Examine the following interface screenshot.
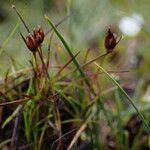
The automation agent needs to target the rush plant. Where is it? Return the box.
[0,5,149,150]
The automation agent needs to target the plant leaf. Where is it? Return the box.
[1,105,22,129]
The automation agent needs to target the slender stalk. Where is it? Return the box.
[33,53,37,68]
[32,53,39,76]
[76,52,108,70]
[67,0,72,45]
[37,47,50,80]
[46,32,54,69]
[12,5,30,33]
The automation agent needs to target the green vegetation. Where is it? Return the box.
[0,1,150,150]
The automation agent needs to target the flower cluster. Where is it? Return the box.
[22,26,45,53]
[104,28,117,53]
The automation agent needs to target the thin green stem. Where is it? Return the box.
[37,47,50,80]
[12,5,30,33]
[76,52,108,70]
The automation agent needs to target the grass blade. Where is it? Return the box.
[45,15,91,88]
[0,139,12,148]
[1,105,22,129]
[95,62,150,134]
[0,21,19,56]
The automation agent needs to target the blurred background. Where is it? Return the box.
[0,0,150,102]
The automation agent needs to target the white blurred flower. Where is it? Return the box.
[119,13,144,36]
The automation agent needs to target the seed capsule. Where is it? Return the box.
[105,28,117,53]
[26,33,38,52]
[20,26,45,53]
[34,26,45,45]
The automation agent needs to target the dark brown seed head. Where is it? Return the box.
[34,26,45,45]
[21,26,44,53]
[105,28,117,53]
[26,33,38,52]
